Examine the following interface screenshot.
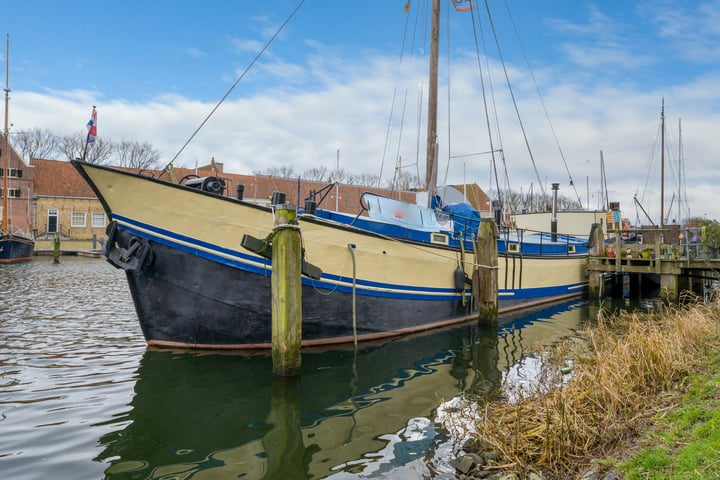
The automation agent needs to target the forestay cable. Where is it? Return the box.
[162,0,307,174]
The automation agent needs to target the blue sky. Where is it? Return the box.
[5,1,720,223]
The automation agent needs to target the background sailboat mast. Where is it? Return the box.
[2,35,10,234]
[677,118,683,221]
[660,98,665,229]
[424,0,440,200]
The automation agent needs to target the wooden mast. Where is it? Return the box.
[424,0,440,202]
[2,35,9,235]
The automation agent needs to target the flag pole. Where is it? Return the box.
[82,105,96,161]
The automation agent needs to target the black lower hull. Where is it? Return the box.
[114,230,473,348]
[0,234,35,263]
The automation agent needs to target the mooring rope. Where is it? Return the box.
[347,243,358,349]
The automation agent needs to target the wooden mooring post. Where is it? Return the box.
[587,223,605,297]
[271,205,302,377]
[53,233,60,263]
[476,218,499,326]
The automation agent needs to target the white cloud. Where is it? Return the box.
[641,1,720,62]
[185,47,206,59]
[8,5,720,224]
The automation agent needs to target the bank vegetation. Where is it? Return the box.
[454,295,720,479]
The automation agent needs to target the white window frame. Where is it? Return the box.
[1,167,21,178]
[71,211,87,228]
[91,212,106,228]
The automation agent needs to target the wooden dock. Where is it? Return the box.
[587,227,720,302]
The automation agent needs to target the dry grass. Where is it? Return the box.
[467,298,720,477]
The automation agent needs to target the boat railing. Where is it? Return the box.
[497,224,586,257]
[34,224,70,240]
[603,226,719,261]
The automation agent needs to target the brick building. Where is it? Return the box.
[31,158,107,240]
[0,133,34,237]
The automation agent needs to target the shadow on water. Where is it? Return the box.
[96,299,595,480]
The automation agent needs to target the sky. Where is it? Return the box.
[4,0,720,224]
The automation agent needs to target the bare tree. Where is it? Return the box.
[490,188,583,214]
[254,165,296,178]
[558,195,582,210]
[393,171,421,191]
[115,140,161,169]
[9,128,61,159]
[350,173,382,187]
[328,168,353,184]
[302,166,329,182]
[59,132,114,164]
[10,126,162,170]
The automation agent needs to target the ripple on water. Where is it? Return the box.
[0,257,597,480]
[0,257,145,480]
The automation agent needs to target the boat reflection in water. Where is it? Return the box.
[96,300,590,479]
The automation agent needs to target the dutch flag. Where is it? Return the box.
[86,107,97,143]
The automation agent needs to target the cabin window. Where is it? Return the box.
[91,212,106,228]
[431,233,449,245]
[568,245,576,254]
[508,243,520,253]
[71,211,87,228]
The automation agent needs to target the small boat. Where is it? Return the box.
[72,1,589,349]
[1,36,34,264]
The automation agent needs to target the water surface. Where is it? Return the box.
[1,257,596,479]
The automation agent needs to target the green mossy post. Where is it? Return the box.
[587,223,605,297]
[271,205,302,377]
[478,218,499,325]
[53,234,60,264]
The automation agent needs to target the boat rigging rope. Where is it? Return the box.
[481,0,547,206]
[501,0,583,207]
[347,243,358,348]
[379,2,416,187]
[161,0,307,174]
[466,1,505,211]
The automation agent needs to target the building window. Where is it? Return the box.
[71,211,87,228]
[91,212,106,228]
[0,168,22,178]
[0,188,20,197]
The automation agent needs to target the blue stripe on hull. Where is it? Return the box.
[113,214,461,298]
[113,214,586,306]
[114,232,471,346]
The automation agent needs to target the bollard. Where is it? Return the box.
[53,234,60,264]
[477,219,498,325]
[271,204,302,377]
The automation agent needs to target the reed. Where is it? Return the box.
[467,298,720,477]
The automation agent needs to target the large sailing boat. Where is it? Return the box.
[72,1,589,349]
[0,36,34,264]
